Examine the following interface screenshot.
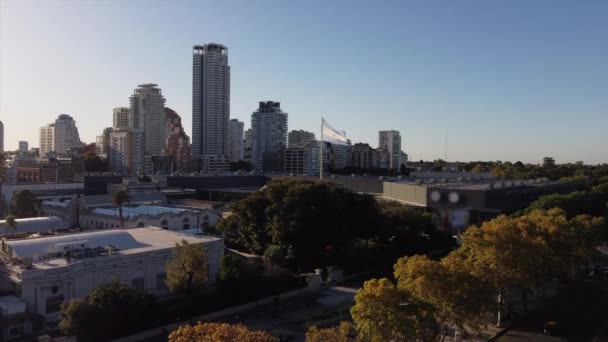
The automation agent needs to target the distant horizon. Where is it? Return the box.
[1,0,607,164]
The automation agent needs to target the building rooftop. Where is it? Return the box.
[2,227,221,270]
[390,178,561,191]
[0,217,69,237]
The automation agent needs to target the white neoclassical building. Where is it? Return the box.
[40,196,220,232]
[0,228,224,322]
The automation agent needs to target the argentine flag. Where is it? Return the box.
[322,118,348,145]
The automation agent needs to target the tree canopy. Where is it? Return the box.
[306,321,355,342]
[217,178,451,272]
[60,280,158,341]
[9,189,38,218]
[350,278,440,342]
[165,240,209,293]
[169,322,276,342]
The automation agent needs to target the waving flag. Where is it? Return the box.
[322,118,348,145]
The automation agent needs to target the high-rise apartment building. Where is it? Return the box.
[288,130,315,148]
[163,108,191,173]
[18,141,29,152]
[378,130,402,169]
[192,43,230,158]
[39,114,84,156]
[129,84,166,156]
[351,143,377,170]
[113,107,130,130]
[0,120,3,152]
[95,127,114,158]
[244,128,253,162]
[227,119,244,162]
[108,129,145,176]
[251,101,288,171]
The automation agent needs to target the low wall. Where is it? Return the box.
[112,277,321,342]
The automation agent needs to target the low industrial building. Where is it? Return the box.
[382,177,577,232]
[0,227,224,323]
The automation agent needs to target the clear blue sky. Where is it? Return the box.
[1,0,607,163]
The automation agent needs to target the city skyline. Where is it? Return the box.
[1,1,607,163]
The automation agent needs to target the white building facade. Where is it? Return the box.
[39,115,84,156]
[227,119,244,163]
[378,130,402,169]
[0,228,224,322]
[129,84,166,157]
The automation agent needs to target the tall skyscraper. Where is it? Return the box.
[288,130,316,148]
[18,141,28,152]
[39,114,84,156]
[0,120,4,152]
[129,84,166,156]
[227,119,244,162]
[378,130,402,169]
[113,107,130,130]
[192,43,230,157]
[251,101,288,171]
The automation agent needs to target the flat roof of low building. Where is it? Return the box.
[389,178,563,191]
[3,227,221,263]
[0,217,69,236]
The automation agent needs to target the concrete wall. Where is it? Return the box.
[167,176,269,191]
[382,182,427,206]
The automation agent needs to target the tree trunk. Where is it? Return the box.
[521,288,528,313]
[496,287,505,327]
[119,206,124,228]
[439,326,449,342]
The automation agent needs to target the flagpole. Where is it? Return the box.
[320,117,323,180]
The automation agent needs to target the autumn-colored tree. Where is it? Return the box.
[165,240,209,293]
[305,321,355,342]
[453,214,546,326]
[350,278,439,342]
[394,254,493,340]
[169,322,276,342]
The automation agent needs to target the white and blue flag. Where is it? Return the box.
[322,118,348,145]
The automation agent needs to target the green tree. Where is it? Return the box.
[218,254,246,283]
[60,280,158,341]
[165,240,209,293]
[217,179,380,271]
[4,214,17,230]
[543,156,556,168]
[111,188,131,228]
[9,190,39,218]
[350,278,439,342]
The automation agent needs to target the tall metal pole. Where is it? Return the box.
[320,117,323,180]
